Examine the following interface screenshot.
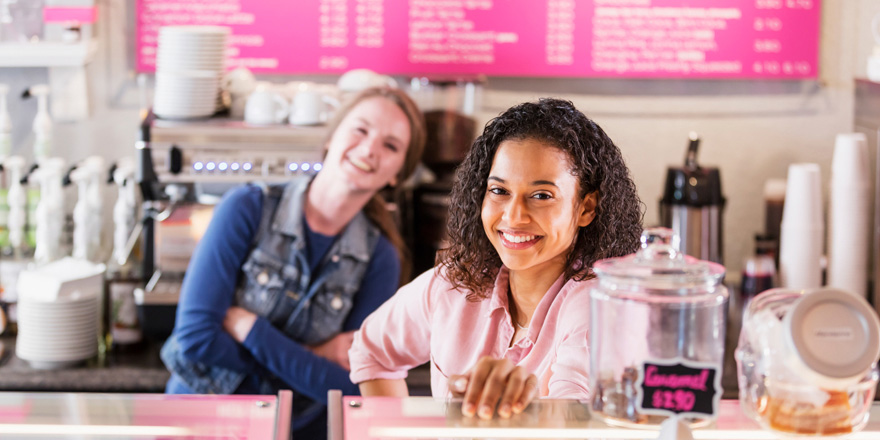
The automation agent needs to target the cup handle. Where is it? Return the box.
[323,95,340,109]
[322,96,340,122]
[273,94,290,123]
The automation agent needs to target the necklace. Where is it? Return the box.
[508,285,529,330]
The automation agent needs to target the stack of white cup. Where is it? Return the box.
[827,133,871,298]
[154,26,229,120]
[779,163,824,289]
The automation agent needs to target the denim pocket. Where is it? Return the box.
[239,249,287,317]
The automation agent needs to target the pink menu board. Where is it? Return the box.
[137,0,820,79]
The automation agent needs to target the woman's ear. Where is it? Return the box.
[389,175,399,187]
[578,191,598,227]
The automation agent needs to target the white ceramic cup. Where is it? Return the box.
[282,81,317,101]
[337,68,397,92]
[223,68,258,120]
[222,67,257,95]
[290,90,339,126]
[245,89,289,125]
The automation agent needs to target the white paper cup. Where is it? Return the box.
[779,163,823,289]
[828,133,870,297]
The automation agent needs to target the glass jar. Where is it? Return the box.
[589,227,728,428]
[736,287,880,436]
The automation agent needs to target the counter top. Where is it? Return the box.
[0,336,170,393]
[0,335,433,395]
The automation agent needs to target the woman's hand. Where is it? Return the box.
[223,306,257,343]
[307,331,355,371]
[448,356,539,420]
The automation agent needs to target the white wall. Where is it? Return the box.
[0,0,867,279]
[856,0,880,79]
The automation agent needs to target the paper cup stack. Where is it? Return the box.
[154,25,229,119]
[779,163,824,290]
[14,258,106,369]
[827,134,871,298]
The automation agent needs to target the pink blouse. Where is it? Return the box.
[349,266,592,399]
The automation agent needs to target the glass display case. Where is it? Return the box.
[329,392,880,440]
[0,391,291,439]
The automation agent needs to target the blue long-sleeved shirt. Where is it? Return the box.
[166,185,400,402]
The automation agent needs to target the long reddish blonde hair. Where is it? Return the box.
[322,87,426,283]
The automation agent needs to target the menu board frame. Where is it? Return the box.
[136,0,821,80]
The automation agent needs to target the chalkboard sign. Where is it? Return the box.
[635,358,721,418]
[136,0,821,79]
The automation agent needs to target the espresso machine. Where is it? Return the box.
[135,113,327,339]
[659,132,726,264]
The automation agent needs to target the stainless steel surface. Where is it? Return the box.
[660,204,723,264]
[138,116,331,295]
[855,79,880,317]
[151,118,328,146]
[147,118,328,184]
[273,389,292,440]
[328,389,343,440]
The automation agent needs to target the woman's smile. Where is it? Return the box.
[499,231,542,248]
[346,155,375,173]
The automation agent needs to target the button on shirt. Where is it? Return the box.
[349,266,592,399]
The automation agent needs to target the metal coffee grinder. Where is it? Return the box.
[659,132,725,264]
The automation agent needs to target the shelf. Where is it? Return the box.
[150,117,329,150]
[0,40,98,67]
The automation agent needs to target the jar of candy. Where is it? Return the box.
[590,227,728,428]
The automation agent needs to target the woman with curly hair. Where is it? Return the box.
[349,98,643,419]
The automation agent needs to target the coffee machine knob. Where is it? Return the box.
[169,145,183,175]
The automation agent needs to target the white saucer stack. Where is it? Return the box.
[16,293,100,369]
[154,25,229,119]
[14,258,106,369]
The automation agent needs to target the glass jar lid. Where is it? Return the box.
[784,288,880,385]
[592,228,726,293]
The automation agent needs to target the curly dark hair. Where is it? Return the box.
[438,98,644,300]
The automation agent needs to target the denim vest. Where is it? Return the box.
[162,176,381,397]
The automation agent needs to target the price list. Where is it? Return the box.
[547,0,575,66]
[356,0,385,48]
[137,0,820,79]
[320,0,349,48]
[407,0,502,66]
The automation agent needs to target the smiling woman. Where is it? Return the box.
[350,98,644,420]
[159,86,426,439]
